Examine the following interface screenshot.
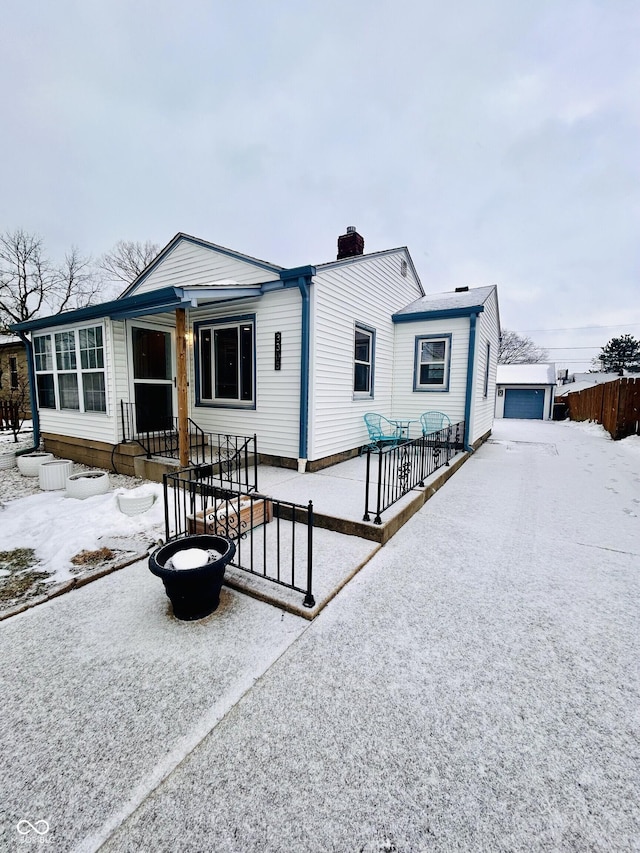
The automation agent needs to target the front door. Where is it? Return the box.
[131,325,175,433]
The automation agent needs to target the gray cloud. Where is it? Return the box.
[1,0,638,367]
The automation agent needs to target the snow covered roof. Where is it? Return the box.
[496,363,557,386]
[0,333,22,347]
[555,373,622,397]
[394,285,496,320]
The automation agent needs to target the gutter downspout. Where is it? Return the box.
[463,312,478,452]
[279,266,315,471]
[298,278,310,468]
[16,330,40,452]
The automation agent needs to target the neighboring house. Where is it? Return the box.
[555,372,625,398]
[495,363,556,420]
[11,229,500,472]
[0,334,31,418]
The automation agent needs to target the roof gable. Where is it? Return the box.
[121,233,283,298]
[316,247,424,295]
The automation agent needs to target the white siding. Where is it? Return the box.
[129,239,279,295]
[36,319,120,444]
[469,288,500,443]
[112,320,129,436]
[187,289,301,459]
[309,251,423,460]
[391,317,471,428]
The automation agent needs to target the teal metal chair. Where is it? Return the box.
[420,411,451,436]
[363,413,402,452]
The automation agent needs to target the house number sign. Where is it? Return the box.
[275,332,282,370]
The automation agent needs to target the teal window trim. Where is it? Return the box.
[194,314,257,410]
[413,333,452,392]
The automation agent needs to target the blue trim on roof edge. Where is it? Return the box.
[393,304,485,323]
[10,288,185,333]
[279,265,317,281]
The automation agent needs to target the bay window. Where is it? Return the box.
[34,325,106,413]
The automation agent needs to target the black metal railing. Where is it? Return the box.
[120,401,258,492]
[363,421,465,524]
[120,402,179,458]
[163,467,315,608]
[188,434,258,493]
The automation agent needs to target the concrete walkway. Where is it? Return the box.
[2,419,638,851]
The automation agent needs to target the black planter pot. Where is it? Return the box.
[149,534,236,621]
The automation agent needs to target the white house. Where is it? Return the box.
[12,228,500,473]
[495,363,556,420]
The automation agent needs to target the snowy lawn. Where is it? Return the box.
[0,451,164,614]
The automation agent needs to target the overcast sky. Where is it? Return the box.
[2,0,638,370]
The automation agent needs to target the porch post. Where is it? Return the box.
[176,308,190,467]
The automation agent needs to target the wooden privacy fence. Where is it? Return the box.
[565,377,640,439]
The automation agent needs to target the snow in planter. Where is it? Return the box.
[165,546,226,570]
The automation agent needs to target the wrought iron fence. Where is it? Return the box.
[120,401,258,492]
[363,421,465,524]
[163,467,315,608]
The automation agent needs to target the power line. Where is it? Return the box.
[514,323,640,333]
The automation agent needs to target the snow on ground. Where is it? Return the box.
[1,418,639,851]
[0,483,165,582]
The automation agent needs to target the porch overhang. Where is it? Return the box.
[10,287,191,333]
[9,284,266,334]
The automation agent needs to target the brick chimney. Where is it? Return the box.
[337,226,364,260]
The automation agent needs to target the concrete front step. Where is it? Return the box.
[134,453,258,483]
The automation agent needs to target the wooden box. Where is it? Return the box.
[187,495,273,538]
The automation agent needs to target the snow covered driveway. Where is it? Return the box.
[2,419,639,851]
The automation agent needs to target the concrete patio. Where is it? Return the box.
[216,447,469,617]
[2,419,638,852]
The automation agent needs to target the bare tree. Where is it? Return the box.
[499,329,549,364]
[0,229,99,327]
[99,240,160,287]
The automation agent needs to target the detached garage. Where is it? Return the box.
[495,363,556,420]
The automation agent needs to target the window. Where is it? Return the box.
[197,318,255,406]
[33,325,106,413]
[55,331,79,409]
[79,327,106,412]
[9,357,19,390]
[34,335,55,409]
[354,324,375,396]
[483,341,491,397]
[414,334,451,391]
